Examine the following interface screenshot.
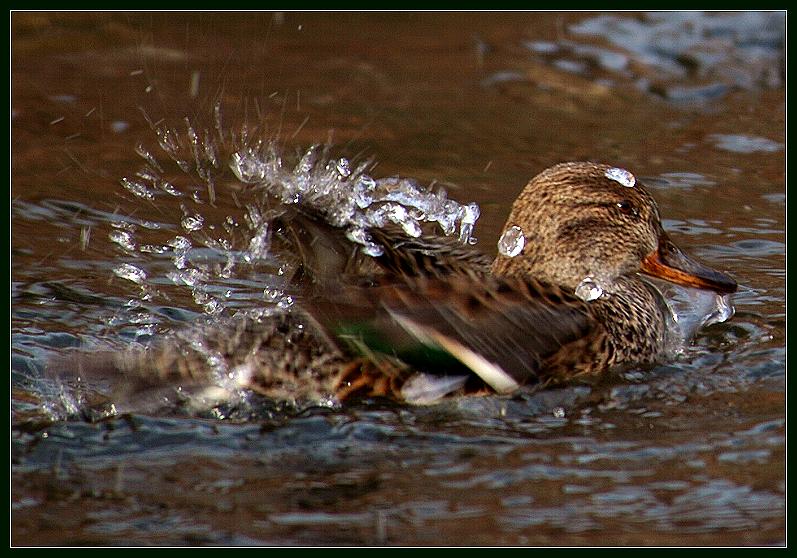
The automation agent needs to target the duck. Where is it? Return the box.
[63,161,737,410]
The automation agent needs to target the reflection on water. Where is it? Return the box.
[706,134,784,154]
[12,11,784,546]
[564,12,784,101]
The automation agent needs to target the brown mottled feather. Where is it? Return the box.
[52,161,736,409]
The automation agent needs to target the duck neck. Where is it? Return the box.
[492,251,611,296]
[588,275,673,369]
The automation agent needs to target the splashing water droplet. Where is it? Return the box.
[168,236,192,269]
[109,230,137,251]
[605,167,636,188]
[202,298,223,315]
[575,276,604,301]
[245,223,270,263]
[362,244,385,257]
[159,181,182,197]
[552,406,566,418]
[497,225,525,257]
[168,268,205,287]
[138,244,167,254]
[346,227,384,257]
[649,282,737,358]
[168,236,192,251]
[114,263,147,284]
[181,213,204,232]
[353,175,377,208]
[459,203,480,245]
[120,177,154,200]
[263,287,282,303]
[705,294,735,326]
[277,295,294,309]
[230,148,266,183]
[134,143,163,172]
[220,255,234,278]
[226,140,480,248]
[335,157,351,178]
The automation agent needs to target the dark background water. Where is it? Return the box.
[12,12,784,546]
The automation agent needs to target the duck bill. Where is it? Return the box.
[641,233,737,294]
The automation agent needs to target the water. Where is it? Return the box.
[497,225,525,257]
[11,12,784,546]
[604,167,636,188]
[574,277,604,302]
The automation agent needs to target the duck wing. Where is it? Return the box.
[308,274,595,394]
[271,207,492,288]
[273,206,596,395]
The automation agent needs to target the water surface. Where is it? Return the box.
[12,12,785,546]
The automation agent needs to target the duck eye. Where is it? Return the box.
[616,200,638,217]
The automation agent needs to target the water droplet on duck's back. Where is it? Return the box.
[575,276,604,301]
[604,167,636,188]
[497,225,525,257]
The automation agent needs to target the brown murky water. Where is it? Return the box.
[12,12,785,546]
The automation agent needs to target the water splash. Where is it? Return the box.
[704,293,735,327]
[113,263,147,284]
[93,106,485,415]
[244,222,270,263]
[180,212,204,232]
[661,284,736,346]
[101,107,485,348]
[168,236,192,270]
[345,227,384,257]
[109,229,137,252]
[120,177,155,200]
[228,141,480,254]
[459,203,480,245]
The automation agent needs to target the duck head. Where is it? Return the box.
[491,162,737,296]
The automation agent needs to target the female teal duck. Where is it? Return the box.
[69,162,737,408]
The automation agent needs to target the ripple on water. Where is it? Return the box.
[566,12,785,100]
[707,133,784,154]
[646,172,717,190]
